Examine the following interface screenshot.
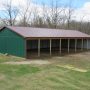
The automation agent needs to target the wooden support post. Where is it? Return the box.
[38,39,40,57]
[87,39,88,50]
[50,39,52,56]
[68,39,70,53]
[60,39,61,54]
[81,39,83,51]
[75,39,77,52]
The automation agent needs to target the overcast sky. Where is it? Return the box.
[0,0,90,22]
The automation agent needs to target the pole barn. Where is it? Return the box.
[0,26,90,58]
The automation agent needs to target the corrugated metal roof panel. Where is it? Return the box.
[1,26,90,38]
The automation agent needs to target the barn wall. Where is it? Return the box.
[27,40,50,50]
[0,28,26,57]
[27,39,90,50]
[76,39,90,49]
[77,39,82,49]
[83,39,90,49]
[27,39,60,50]
[27,40,38,49]
[69,39,75,48]
[61,39,90,49]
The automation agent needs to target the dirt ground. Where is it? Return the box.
[3,60,50,65]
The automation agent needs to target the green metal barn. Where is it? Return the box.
[0,26,90,58]
[0,27,26,57]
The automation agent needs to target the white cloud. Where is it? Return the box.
[73,2,90,22]
[0,0,33,11]
[84,2,90,8]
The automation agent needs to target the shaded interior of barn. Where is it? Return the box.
[26,39,88,58]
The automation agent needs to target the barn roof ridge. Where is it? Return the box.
[0,26,90,38]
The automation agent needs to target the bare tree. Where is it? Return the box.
[0,0,19,26]
[50,0,59,28]
[18,0,32,26]
[48,0,64,28]
[31,2,39,27]
[65,0,74,29]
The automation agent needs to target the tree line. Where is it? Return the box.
[0,0,90,34]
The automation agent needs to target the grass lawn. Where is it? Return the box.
[0,52,90,90]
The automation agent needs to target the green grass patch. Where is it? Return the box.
[0,64,40,77]
[0,52,90,90]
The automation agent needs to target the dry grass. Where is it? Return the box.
[0,51,90,90]
[57,65,88,72]
[3,60,50,65]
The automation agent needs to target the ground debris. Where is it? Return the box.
[57,65,88,72]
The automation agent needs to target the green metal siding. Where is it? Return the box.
[0,28,26,57]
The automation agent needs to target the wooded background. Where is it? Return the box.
[0,0,90,34]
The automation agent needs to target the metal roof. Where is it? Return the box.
[0,26,90,38]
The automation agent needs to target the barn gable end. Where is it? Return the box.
[0,27,26,57]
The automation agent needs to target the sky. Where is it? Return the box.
[32,0,90,8]
[0,0,90,22]
[32,0,90,21]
